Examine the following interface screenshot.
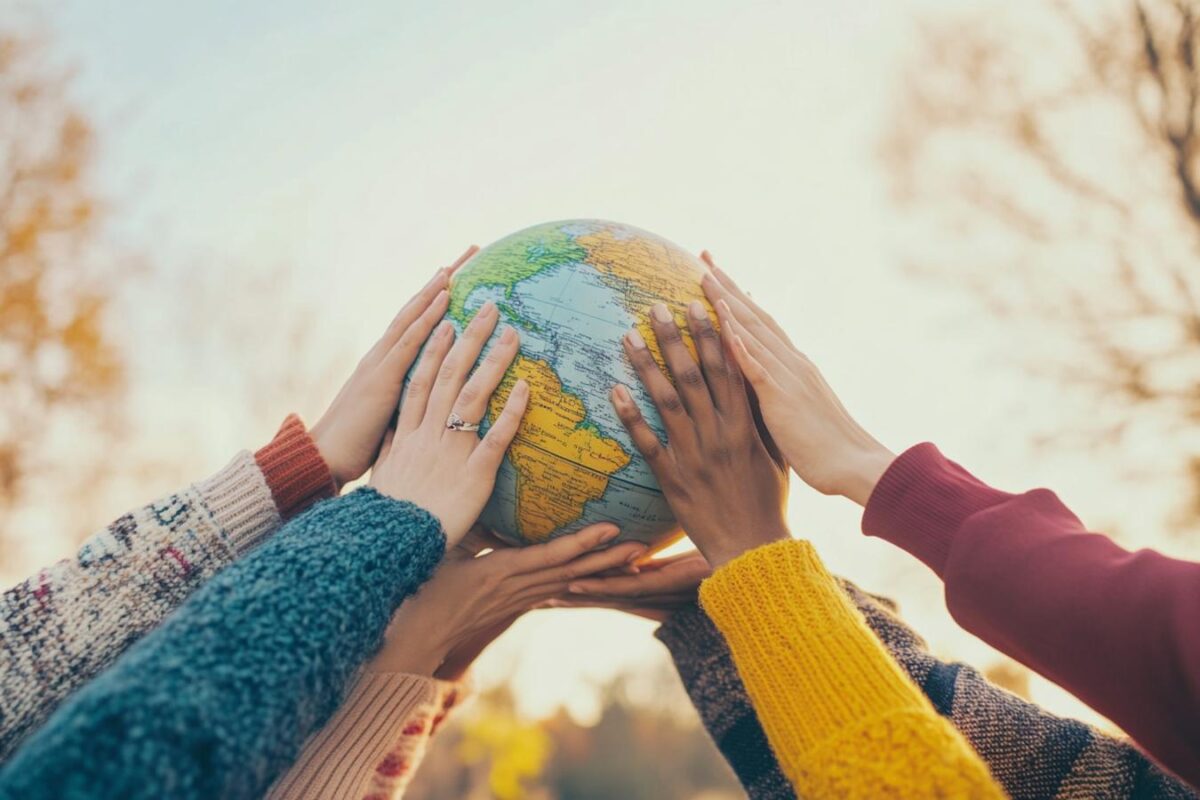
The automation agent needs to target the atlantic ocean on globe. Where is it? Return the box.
[443,219,715,548]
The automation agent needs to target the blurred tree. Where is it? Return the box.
[884,0,1200,531]
[0,30,128,542]
[406,665,742,800]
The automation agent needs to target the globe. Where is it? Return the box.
[444,219,716,547]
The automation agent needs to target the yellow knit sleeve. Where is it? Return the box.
[699,539,1006,799]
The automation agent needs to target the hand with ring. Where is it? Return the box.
[369,300,526,548]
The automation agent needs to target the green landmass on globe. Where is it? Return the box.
[442,219,716,548]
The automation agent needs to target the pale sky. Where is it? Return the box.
[16,0,1190,727]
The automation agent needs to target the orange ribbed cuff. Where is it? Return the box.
[255,414,337,520]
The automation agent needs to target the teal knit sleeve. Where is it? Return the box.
[0,487,445,800]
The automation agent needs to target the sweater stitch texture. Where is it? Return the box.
[0,416,334,762]
[699,538,1005,799]
[659,585,1196,799]
[0,487,445,800]
[864,442,1200,788]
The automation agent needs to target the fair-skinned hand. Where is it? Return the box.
[366,524,645,680]
[369,297,526,547]
[612,300,791,568]
[311,246,480,489]
[700,251,896,507]
[551,550,712,622]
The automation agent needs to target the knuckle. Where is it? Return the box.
[456,384,479,406]
[406,376,428,396]
[659,391,684,414]
[436,359,458,383]
[679,367,704,388]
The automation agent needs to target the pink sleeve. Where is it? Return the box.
[862,443,1200,787]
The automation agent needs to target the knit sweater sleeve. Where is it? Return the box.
[0,487,444,800]
[0,415,333,762]
[266,673,468,800]
[862,443,1200,788]
[660,588,1197,800]
[839,581,1199,799]
[698,539,1004,799]
[655,605,796,800]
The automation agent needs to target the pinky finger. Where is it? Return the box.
[471,379,529,469]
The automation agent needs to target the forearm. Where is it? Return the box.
[863,443,1200,786]
[266,672,467,800]
[698,539,1003,799]
[0,488,444,800]
[0,415,334,761]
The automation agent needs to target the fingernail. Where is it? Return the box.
[717,299,733,318]
[624,564,641,575]
[651,303,672,323]
[514,379,529,395]
[500,325,516,344]
[612,384,633,405]
[626,329,647,349]
[599,526,621,543]
[568,584,584,594]
[435,288,448,304]
[626,544,647,563]
[689,300,707,320]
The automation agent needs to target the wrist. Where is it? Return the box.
[308,420,346,490]
[839,443,896,507]
[366,626,452,677]
[701,524,790,569]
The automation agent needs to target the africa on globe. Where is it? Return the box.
[442,219,715,548]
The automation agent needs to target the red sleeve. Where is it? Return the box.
[862,443,1200,788]
[254,414,338,520]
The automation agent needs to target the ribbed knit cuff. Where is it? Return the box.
[194,451,283,556]
[699,539,923,755]
[861,442,1013,576]
[255,414,338,520]
[265,672,441,800]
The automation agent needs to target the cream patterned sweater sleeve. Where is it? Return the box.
[267,673,469,800]
[0,415,335,761]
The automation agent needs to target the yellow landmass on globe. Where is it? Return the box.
[577,228,718,370]
[487,355,631,542]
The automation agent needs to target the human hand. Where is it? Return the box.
[551,550,712,622]
[700,252,896,506]
[612,300,790,569]
[368,297,525,547]
[366,524,645,679]
[311,246,479,489]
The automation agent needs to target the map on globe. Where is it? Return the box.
[442,219,716,547]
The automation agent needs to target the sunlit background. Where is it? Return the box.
[6,0,1199,796]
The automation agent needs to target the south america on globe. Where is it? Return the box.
[441,219,716,548]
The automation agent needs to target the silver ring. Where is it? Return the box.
[446,412,481,432]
